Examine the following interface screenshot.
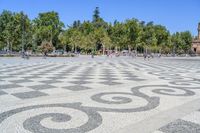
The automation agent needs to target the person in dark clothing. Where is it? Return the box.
[144,53,147,60]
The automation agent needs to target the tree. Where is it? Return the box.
[141,22,157,54]
[154,25,170,53]
[0,11,32,52]
[171,32,182,55]
[0,10,15,52]
[94,27,112,54]
[72,20,81,28]
[179,31,192,54]
[39,41,54,56]
[83,33,96,53]
[124,18,141,53]
[0,8,193,55]
[79,21,95,53]
[14,12,32,51]
[110,21,127,52]
[93,7,100,23]
[33,11,64,48]
[69,29,83,52]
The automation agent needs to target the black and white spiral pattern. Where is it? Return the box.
[0,103,102,133]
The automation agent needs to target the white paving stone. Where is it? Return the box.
[1,56,200,133]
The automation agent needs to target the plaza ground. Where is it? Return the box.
[0,56,200,133]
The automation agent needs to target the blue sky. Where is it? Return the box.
[0,0,199,35]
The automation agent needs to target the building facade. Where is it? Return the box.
[192,23,200,54]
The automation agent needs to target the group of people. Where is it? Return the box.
[143,53,152,60]
[21,51,30,59]
[21,50,161,60]
[143,53,161,60]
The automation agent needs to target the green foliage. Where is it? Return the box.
[0,8,193,55]
[179,31,192,53]
[0,11,32,51]
[0,10,15,51]
[32,11,64,48]
[93,7,100,23]
[170,31,192,54]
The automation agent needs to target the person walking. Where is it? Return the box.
[144,53,147,60]
[147,54,150,61]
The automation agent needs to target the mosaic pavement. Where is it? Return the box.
[0,56,200,133]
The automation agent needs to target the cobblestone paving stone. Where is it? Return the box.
[0,56,200,133]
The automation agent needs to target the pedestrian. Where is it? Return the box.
[25,51,29,59]
[91,51,94,58]
[144,53,147,60]
[147,54,150,61]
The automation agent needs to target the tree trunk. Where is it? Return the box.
[10,42,12,52]
[145,47,147,54]
[128,45,131,54]
[50,30,53,44]
[115,46,118,53]
[73,44,77,53]
[6,40,9,52]
[64,45,66,52]
[135,44,138,56]
[102,45,105,55]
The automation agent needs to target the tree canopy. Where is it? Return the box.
[0,7,193,55]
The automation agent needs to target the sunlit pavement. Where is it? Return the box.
[0,56,200,133]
